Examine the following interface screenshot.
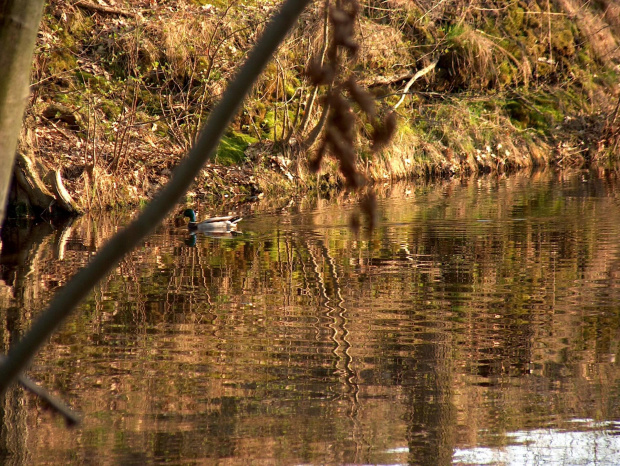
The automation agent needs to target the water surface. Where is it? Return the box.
[1,170,620,464]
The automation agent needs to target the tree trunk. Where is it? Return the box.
[0,0,46,225]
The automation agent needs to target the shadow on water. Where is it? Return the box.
[1,169,620,464]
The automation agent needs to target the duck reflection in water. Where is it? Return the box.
[184,230,242,246]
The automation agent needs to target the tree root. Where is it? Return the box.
[9,150,81,217]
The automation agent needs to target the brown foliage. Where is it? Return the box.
[306,0,396,225]
[303,0,398,230]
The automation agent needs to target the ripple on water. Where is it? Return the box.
[10,171,620,464]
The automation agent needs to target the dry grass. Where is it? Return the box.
[17,0,620,215]
[557,0,620,64]
[357,18,413,73]
[436,24,532,91]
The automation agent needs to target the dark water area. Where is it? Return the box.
[1,170,620,465]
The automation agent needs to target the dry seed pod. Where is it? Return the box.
[330,4,358,56]
[306,59,334,86]
[330,7,351,24]
[371,111,397,151]
[302,0,388,231]
[309,141,326,173]
[346,76,376,118]
[360,190,377,230]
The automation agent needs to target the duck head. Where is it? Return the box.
[183,209,197,223]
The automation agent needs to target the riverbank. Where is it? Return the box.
[10,0,620,215]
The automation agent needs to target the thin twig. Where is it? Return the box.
[0,357,81,426]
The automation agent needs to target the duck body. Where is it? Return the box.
[183,209,242,232]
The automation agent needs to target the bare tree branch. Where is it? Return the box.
[0,0,312,395]
[74,1,137,18]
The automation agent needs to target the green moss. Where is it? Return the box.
[526,2,543,28]
[577,49,594,67]
[67,14,94,41]
[100,99,122,120]
[445,23,466,40]
[504,100,533,129]
[54,93,71,104]
[504,92,566,133]
[138,89,161,114]
[74,70,112,93]
[536,62,554,79]
[504,6,525,35]
[154,120,170,139]
[260,110,276,138]
[523,30,544,56]
[595,67,620,88]
[53,24,75,49]
[498,62,515,88]
[216,131,258,165]
[254,101,267,119]
[552,28,575,56]
[48,49,77,76]
[196,57,211,75]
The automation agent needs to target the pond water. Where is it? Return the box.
[1,169,620,465]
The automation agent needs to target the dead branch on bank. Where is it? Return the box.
[74,1,137,18]
[392,58,439,110]
[12,150,81,216]
[12,151,56,211]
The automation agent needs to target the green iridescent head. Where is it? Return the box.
[183,209,197,222]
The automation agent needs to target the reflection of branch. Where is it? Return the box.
[307,237,359,408]
[195,240,215,308]
[318,241,358,397]
[0,0,313,394]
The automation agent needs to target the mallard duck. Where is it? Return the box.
[182,209,243,232]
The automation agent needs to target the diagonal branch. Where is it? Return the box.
[18,374,82,426]
[0,0,312,395]
[0,357,81,425]
[74,1,138,18]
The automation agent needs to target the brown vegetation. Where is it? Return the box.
[10,0,620,216]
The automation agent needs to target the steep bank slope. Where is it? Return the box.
[10,0,620,215]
